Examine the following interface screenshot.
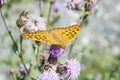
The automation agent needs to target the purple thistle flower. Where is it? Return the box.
[57,59,81,79]
[48,45,65,64]
[0,0,4,8]
[49,45,65,58]
[39,72,59,80]
[19,64,30,75]
[65,0,82,10]
[66,59,81,79]
[24,17,46,33]
[33,17,46,30]
[53,2,62,12]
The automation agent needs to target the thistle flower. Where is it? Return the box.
[57,59,81,79]
[66,59,81,79]
[49,45,65,58]
[53,2,62,12]
[24,17,46,33]
[65,0,82,10]
[19,64,30,75]
[0,0,4,8]
[39,71,59,80]
[16,10,31,28]
[48,45,65,64]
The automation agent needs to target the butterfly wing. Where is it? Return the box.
[49,25,81,48]
[21,30,59,44]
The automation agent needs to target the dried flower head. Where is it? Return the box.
[38,53,49,62]
[16,10,31,28]
[43,63,56,71]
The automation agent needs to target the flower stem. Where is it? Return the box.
[39,0,42,15]
[34,44,39,67]
[0,9,15,43]
[69,11,89,56]
[47,0,54,26]
[19,54,29,73]
[68,37,79,58]
[0,8,30,76]
[19,29,23,53]
[18,28,29,75]
[11,74,17,80]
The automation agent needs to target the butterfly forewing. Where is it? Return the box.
[49,25,80,45]
[21,31,59,44]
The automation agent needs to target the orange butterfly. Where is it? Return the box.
[21,25,81,48]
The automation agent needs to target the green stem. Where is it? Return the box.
[68,37,78,58]
[69,0,101,54]
[80,12,89,26]
[47,1,53,26]
[19,28,22,52]
[0,8,30,76]
[39,0,42,15]
[11,73,16,80]
[19,54,29,73]
[69,12,89,57]
[0,9,15,43]
[19,29,29,73]
[34,45,39,65]
[35,45,39,56]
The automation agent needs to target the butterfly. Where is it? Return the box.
[21,25,81,48]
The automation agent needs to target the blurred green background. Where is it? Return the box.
[0,0,120,80]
